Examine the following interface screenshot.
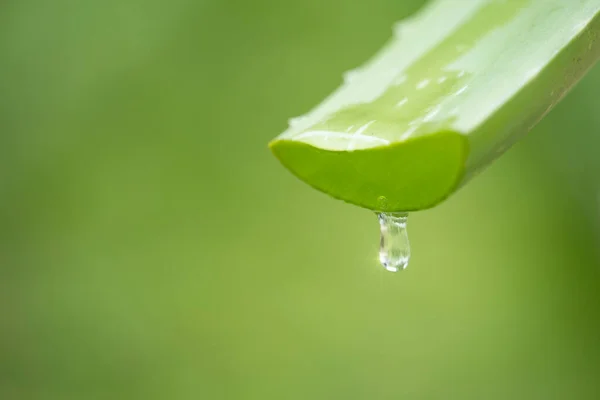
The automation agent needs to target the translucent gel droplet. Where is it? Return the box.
[377,212,410,272]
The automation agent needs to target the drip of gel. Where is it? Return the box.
[377,212,410,272]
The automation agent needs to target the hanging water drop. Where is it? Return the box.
[377,212,410,272]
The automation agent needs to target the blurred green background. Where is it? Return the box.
[2,0,600,398]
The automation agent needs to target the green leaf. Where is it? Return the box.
[269,0,600,212]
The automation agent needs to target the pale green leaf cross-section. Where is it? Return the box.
[270,0,600,212]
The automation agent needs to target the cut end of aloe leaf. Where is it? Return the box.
[270,131,468,211]
[270,0,600,212]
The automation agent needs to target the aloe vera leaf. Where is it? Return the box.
[269,0,600,212]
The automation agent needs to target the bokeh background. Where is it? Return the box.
[2,0,600,398]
